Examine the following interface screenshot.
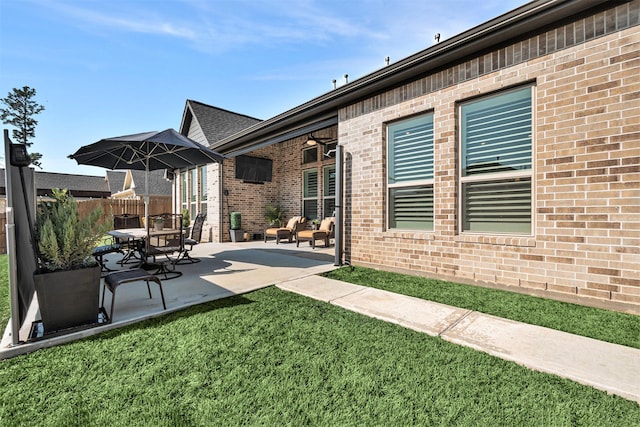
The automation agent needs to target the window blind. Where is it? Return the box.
[389,186,434,230]
[462,178,531,233]
[200,166,207,201]
[304,170,318,198]
[304,200,318,221]
[462,87,531,176]
[389,116,434,184]
[324,166,335,196]
[323,199,336,219]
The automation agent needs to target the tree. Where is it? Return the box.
[0,86,45,168]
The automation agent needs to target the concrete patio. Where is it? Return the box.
[0,240,338,359]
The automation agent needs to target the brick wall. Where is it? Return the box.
[219,144,281,241]
[338,6,639,311]
[212,129,338,242]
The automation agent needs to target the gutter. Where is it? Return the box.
[211,0,611,154]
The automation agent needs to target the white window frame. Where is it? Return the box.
[323,165,336,218]
[199,165,207,214]
[180,171,188,214]
[179,166,208,219]
[303,168,318,221]
[458,85,535,235]
[189,168,197,217]
[386,113,435,231]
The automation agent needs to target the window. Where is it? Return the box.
[460,86,533,234]
[179,166,208,218]
[387,114,434,231]
[180,171,187,214]
[302,147,317,164]
[303,169,318,220]
[189,168,197,217]
[323,165,336,218]
[199,165,207,214]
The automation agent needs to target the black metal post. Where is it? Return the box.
[334,145,343,266]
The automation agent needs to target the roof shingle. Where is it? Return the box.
[182,100,261,146]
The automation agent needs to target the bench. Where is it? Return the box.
[102,268,166,322]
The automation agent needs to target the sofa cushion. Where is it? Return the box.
[319,218,333,232]
[286,216,301,229]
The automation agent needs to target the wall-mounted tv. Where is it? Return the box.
[235,155,273,183]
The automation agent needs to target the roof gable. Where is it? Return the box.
[128,169,172,196]
[105,170,126,194]
[180,99,261,146]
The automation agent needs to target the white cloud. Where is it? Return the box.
[34,0,389,54]
[36,0,198,40]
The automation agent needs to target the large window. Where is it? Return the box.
[323,165,336,218]
[460,86,533,234]
[189,168,198,216]
[179,166,208,219]
[303,169,318,220]
[180,171,188,214]
[387,114,434,231]
[199,165,207,214]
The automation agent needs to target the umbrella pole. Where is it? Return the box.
[144,156,150,265]
[145,156,149,222]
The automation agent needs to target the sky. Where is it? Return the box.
[1,0,527,176]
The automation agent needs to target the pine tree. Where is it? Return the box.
[0,86,45,168]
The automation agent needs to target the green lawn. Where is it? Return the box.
[325,266,640,349]
[1,287,639,426]
[0,255,639,425]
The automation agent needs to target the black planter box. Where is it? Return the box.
[33,265,101,333]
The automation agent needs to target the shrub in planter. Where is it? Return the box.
[34,188,109,332]
[230,212,242,230]
[229,212,243,242]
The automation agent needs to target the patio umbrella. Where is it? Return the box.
[68,128,224,220]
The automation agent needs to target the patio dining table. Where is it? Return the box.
[108,227,186,241]
[108,228,146,266]
[107,227,186,277]
[108,227,148,241]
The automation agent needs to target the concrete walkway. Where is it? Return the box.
[277,276,640,404]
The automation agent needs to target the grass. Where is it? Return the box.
[324,266,640,349]
[0,287,639,426]
[0,255,638,424]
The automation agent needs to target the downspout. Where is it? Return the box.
[334,145,343,266]
[218,162,224,243]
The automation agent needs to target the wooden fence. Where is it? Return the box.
[0,198,172,254]
[77,197,173,224]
